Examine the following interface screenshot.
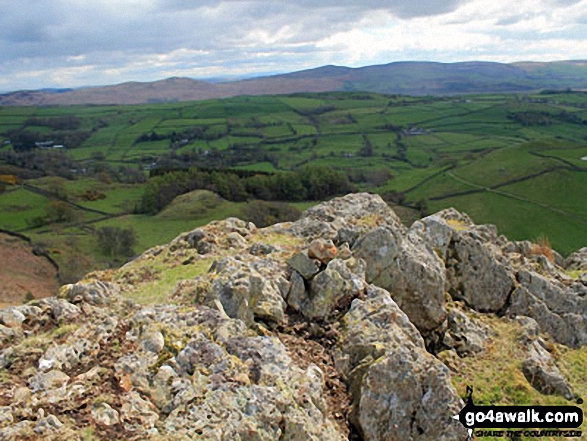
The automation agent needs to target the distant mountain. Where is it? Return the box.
[1,60,586,106]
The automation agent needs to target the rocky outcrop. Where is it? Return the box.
[565,247,587,272]
[334,286,467,440]
[522,340,574,400]
[1,193,585,440]
[0,281,344,441]
[509,269,587,348]
[352,227,447,334]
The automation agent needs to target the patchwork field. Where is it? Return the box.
[1,90,586,295]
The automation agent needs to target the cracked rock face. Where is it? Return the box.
[1,193,585,440]
[353,227,447,334]
[335,286,467,440]
[522,341,575,400]
[509,270,587,348]
[446,227,515,313]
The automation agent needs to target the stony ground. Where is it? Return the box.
[0,193,585,440]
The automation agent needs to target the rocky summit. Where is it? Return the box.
[0,193,585,440]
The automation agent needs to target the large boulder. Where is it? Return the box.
[413,209,516,314]
[304,258,366,319]
[287,193,405,242]
[60,280,121,306]
[195,256,290,325]
[335,286,467,440]
[442,306,491,356]
[445,226,515,313]
[522,341,574,400]
[353,228,447,333]
[508,270,587,348]
[565,247,587,272]
[409,208,470,260]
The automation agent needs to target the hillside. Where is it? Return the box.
[1,61,587,106]
[1,89,586,277]
[0,232,60,307]
[0,194,585,440]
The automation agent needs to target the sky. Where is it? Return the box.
[0,0,586,92]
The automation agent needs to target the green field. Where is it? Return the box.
[1,90,586,274]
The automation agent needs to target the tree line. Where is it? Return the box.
[139,165,356,214]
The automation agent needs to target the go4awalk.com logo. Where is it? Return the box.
[454,386,583,439]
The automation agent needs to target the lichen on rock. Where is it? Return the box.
[1,192,585,440]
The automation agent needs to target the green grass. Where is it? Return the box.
[91,194,246,252]
[450,315,587,440]
[427,189,587,256]
[498,170,587,217]
[452,144,558,188]
[0,187,52,230]
[379,165,449,193]
[407,171,477,201]
[116,254,216,304]
[75,184,145,214]
[2,90,587,262]
[540,146,587,167]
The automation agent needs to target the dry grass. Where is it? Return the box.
[529,235,555,262]
[448,315,586,440]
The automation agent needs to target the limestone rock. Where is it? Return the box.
[446,227,515,312]
[564,247,587,272]
[522,341,574,400]
[32,298,81,322]
[515,316,541,345]
[0,325,20,344]
[308,238,338,264]
[0,407,13,426]
[409,209,468,259]
[0,305,42,328]
[443,307,490,356]
[248,242,277,256]
[352,227,402,283]
[38,339,97,372]
[204,256,289,325]
[302,258,366,319]
[337,242,352,260]
[140,329,165,354]
[28,370,70,392]
[0,348,13,369]
[92,402,120,426]
[287,252,320,280]
[286,270,306,311]
[354,228,447,333]
[34,414,63,435]
[509,270,587,348]
[288,192,405,241]
[3,194,587,440]
[335,286,467,440]
[0,308,26,328]
[61,280,120,306]
[437,349,462,372]
[120,392,159,431]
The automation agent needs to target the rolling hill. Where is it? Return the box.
[1,60,586,106]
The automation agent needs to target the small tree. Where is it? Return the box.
[45,200,79,223]
[242,200,301,227]
[46,176,69,199]
[95,226,137,260]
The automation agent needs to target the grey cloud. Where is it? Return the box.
[0,0,467,62]
[495,15,525,26]
[156,0,467,19]
[0,0,584,90]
